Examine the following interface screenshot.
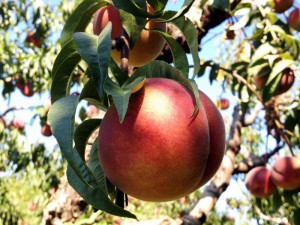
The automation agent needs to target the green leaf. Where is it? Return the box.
[262,74,281,102]
[74,119,101,160]
[272,188,282,211]
[73,32,102,95]
[283,189,296,205]
[248,59,270,77]
[51,40,81,103]
[103,76,146,123]
[48,95,91,185]
[79,79,104,107]
[250,43,275,65]
[112,0,150,18]
[67,164,136,219]
[60,0,110,47]
[198,60,214,77]
[266,59,294,86]
[119,10,145,49]
[88,138,108,194]
[109,58,128,86]
[147,0,168,11]
[188,79,200,117]
[97,23,113,99]
[246,29,264,41]
[211,0,230,12]
[161,0,195,21]
[73,23,112,101]
[294,208,300,225]
[266,12,278,24]
[157,31,189,77]
[171,16,200,77]
[209,64,220,84]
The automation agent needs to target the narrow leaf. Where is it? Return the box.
[157,31,189,77]
[74,119,101,160]
[161,0,195,21]
[51,40,81,103]
[171,16,200,76]
[103,76,145,123]
[88,138,108,193]
[97,22,113,100]
[67,164,137,218]
[250,43,275,65]
[266,59,294,86]
[48,95,91,185]
[79,79,103,106]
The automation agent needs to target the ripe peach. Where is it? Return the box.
[11,119,25,131]
[25,31,42,47]
[254,68,295,95]
[20,83,34,97]
[273,0,293,13]
[245,166,277,198]
[270,156,300,190]
[93,5,166,67]
[93,6,122,39]
[98,78,225,201]
[288,8,300,31]
[41,124,52,137]
[215,98,230,110]
[196,91,225,187]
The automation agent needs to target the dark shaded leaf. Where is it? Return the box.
[51,40,81,103]
[74,119,101,160]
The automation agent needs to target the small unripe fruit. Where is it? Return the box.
[270,156,300,190]
[288,8,300,31]
[215,98,230,110]
[98,78,225,201]
[245,166,277,198]
[25,31,42,47]
[273,0,293,13]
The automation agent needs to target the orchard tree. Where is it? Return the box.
[1,0,300,225]
[47,0,300,224]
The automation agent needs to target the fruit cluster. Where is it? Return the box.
[245,156,300,198]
